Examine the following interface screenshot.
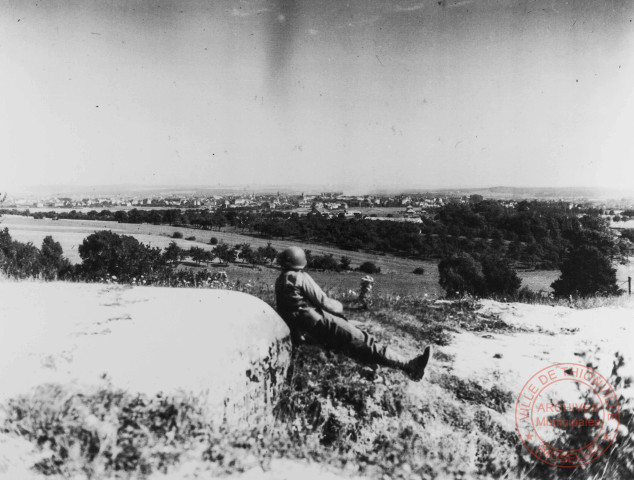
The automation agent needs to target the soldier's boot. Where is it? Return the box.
[380,345,432,382]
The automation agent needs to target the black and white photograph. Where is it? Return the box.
[1,1,633,478]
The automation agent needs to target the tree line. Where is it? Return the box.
[0,228,382,284]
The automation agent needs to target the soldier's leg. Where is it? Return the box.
[309,311,385,361]
[309,311,432,381]
[296,310,431,381]
[310,312,408,369]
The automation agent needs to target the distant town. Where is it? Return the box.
[0,191,604,222]
[4,188,634,223]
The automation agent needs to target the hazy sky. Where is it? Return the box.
[1,0,633,192]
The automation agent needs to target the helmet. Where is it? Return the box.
[278,246,307,270]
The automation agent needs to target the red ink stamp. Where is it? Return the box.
[515,363,620,467]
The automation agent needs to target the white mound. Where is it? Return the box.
[0,281,291,423]
[444,300,634,397]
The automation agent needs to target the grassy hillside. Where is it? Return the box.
[1,281,632,479]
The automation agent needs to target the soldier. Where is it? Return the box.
[275,247,432,381]
[358,275,375,309]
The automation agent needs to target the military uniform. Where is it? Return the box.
[274,247,431,381]
[275,269,388,364]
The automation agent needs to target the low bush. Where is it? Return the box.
[308,254,339,271]
[438,253,521,298]
[358,261,381,274]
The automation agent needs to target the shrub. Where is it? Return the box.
[439,253,521,298]
[412,267,424,275]
[78,231,166,282]
[621,229,634,243]
[209,237,218,245]
[551,245,622,297]
[0,228,71,280]
[481,256,521,297]
[308,254,339,271]
[172,231,183,239]
[40,236,72,280]
[438,253,485,297]
[1,385,211,477]
[358,261,381,274]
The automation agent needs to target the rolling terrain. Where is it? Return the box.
[3,214,634,296]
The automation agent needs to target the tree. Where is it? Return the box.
[249,249,266,266]
[163,241,184,266]
[438,253,486,297]
[339,256,352,271]
[114,210,128,223]
[189,246,206,265]
[260,242,278,265]
[551,245,622,297]
[40,236,70,279]
[14,242,40,276]
[211,212,227,231]
[214,242,236,265]
[79,231,166,282]
[481,255,521,297]
[237,243,253,264]
[202,249,215,265]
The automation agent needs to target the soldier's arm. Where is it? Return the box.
[298,272,344,316]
